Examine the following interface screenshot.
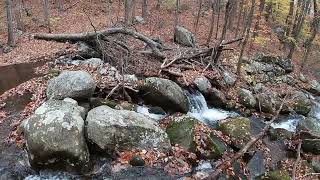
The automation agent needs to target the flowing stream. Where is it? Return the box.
[185,90,238,125]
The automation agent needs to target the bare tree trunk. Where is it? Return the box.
[124,0,132,26]
[235,0,244,38]
[175,0,180,26]
[237,0,256,75]
[194,0,203,35]
[206,0,215,46]
[55,0,63,12]
[285,0,294,36]
[156,0,161,10]
[142,0,148,21]
[219,0,232,43]
[43,0,51,32]
[15,0,25,31]
[105,0,113,26]
[288,0,310,59]
[228,0,237,31]
[252,0,265,40]
[301,0,318,70]
[215,0,221,39]
[5,0,15,46]
[131,0,136,23]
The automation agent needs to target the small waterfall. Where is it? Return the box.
[185,89,237,125]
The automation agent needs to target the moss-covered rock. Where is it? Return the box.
[263,170,290,180]
[297,117,320,135]
[166,115,227,159]
[218,117,251,148]
[166,115,197,152]
[302,139,320,155]
[256,93,274,113]
[268,128,293,140]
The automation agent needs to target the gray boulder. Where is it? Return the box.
[81,58,103,69]
[174,26,196,47]
[293,91,312,115]
[222,71,236,86]
[86,106,171,152]
[297,117,320,135]
[22,99,89,169]
[193,76,212,95]
[46,71,96,100]
[76,42,100,58]
[239,89,256,109]
[139,77,189,113]
[208,88,227,108]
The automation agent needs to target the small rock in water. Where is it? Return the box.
[129,156,145,166]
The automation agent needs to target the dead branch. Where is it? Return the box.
[292,141,302,180]
[209,94,288,179]
[33,28,165,59]
[106,83,122,99]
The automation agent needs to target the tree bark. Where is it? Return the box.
[237,0,255,75]
[55,0,63,12]
[301,0,318,70]
[43,0,51,32]
[215,0,221,39]
[156,0,161,10]
[285,0,295,36]
[5,0,15,46]
[194,0,203,35]
[15,0,25,31]
[206,0,215,46]
[142,0,148,21]
[124,0,132,26]
[235,0,244,38]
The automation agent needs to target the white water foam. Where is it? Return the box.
[271,119,299,132]
[185,90,237,124]
[136,106,166,120]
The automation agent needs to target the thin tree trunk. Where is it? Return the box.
[43,0,51,32]
[219,0,232,43]
[228,0,237,31]
[6,0,15,46]
[156,0,161,10]
[215,0,221,39]
[285,0,294,36]
[237,0,256,75]
[206,0,215,46]
[55,0,63,12]
[175,0,180,26]
[301,0,318,70]
[288,0,309,59]
[235,0,244,38]
[142,0,148,21]
[194,0,203,35]
[16,0,25,31]
[124,0,132,26]
[132,0,136,23]
[105,0,113,26]
[252,0,265,40]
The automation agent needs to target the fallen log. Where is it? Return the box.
[33,28,165,59]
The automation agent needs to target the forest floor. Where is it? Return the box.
[0,0,290,66]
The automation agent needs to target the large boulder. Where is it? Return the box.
[174,26,196,47]
[139,77,189,113]
[297,117,320,135]
[46,71,96,100]
[22,98,89,169]
[239,89,256,109]
[218,117,251,148]
[207,88,227,108]
[86,106,171,152]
